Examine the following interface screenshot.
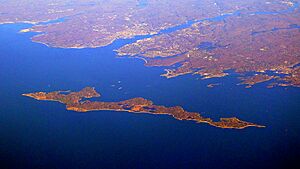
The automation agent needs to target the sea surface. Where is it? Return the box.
[0,21,299,169]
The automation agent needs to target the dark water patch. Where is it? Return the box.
[58,90,71,95]
[159,20,195,34]
[252,24,300,35]
[137,0,148,8]
[292,62,300,68]
[198,42,217,50]
[111,34,153,50]
[37,17,66,25]
[197,41,229,51]
[157,11,241,36]
[206,11,241,22]
[64,1,97,7]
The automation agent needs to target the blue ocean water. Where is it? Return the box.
[0,22,299,169]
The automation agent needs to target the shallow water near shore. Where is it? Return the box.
[0,22,299,169]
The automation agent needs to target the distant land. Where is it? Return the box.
[1,0,299,88]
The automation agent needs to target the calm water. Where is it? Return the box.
[0,23,299,169]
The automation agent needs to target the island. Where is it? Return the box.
[23,87,265,129]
